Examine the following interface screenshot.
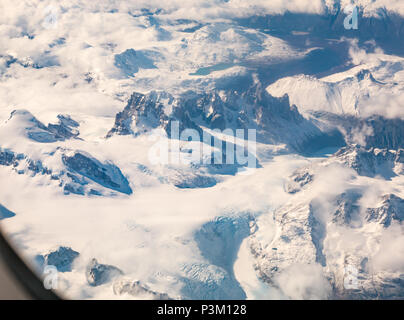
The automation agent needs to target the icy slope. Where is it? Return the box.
[107,80,345,154]
[0,0,404,300]
[286,145,404,193]
[0,110,133,196]
[250,147,404,299]
[267,56,404,116]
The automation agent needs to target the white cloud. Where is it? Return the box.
[359,92,404,120]
[350,124,374,146]
[373,225,404,273]
[274,263,332,300]
[1,0,403,300]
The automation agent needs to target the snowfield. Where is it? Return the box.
[0,0,403,300]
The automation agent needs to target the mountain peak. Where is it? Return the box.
[366,194,404,227]
[4,110,80,143]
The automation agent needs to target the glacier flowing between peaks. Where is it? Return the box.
[0,0,403,300]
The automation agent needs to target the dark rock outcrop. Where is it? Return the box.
[107,81,345,155]
[86,258,124,286]
[35,246,80,273]
[113,279,171,300]
[0,204,16,220]
[286,145,403,194]
[0,148,132,196]
[332,191,362,227]
[7,110,80,143]
[333,145,403,178]
[114,49,157,77]
[366,194,404,227]
[62,152,132,195]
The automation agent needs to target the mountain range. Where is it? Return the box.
[0,0,403,300]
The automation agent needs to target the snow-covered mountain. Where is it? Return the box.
[106,80,344,153]
[0,0,403,300]
[267,58,404,117]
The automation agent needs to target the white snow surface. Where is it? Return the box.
[0,0,403,300]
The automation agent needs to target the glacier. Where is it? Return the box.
[0,0,403,300]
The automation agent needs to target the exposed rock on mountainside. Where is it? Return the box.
[249,202,325,285]
[0,204,16,220]
[62,151,133,195]
[107,81,345,154]
[113,279,171,300]
[114,49,157,77]
[313,112,404,150]
[237,4,404,54]
[249,192,404,299]
[0,147,132,196]
[332,145,403,178]
[332,191,362,227]
[366,194,404,227]
[6,110,80,143]
[284,167,315,194]
[168,172,217,189]
[86,258,124,286]
[286,145,404,193]
[35,246,80,273]
[2,0,404,301]
[0,147,54,178]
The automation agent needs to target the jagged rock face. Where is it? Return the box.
[249,202,325,286]
[0,147,132,196]
[314,112,404,151]
[284,167,314,194]
[114,49,157,77]
[332,145,403,178]
[286,145,403,194]
[0,110,132,196]
[331,253,404,300]
[107,83,344,154]
[107,90,201,139]
[237,6,404,54]
[0,148,50,175]
[7,110,80,143]
[178,82,304,130]
[47,115,80,140]
[0,53,59,70]
[86,258,124,287]
[326,5,404,51]
[366,194,404,227]
[107,91,175,137]
[249,193,404,299]
[113,279,170,300]
[35,247,79,273]
[332,191,362,227]
[0,204,16,220]
[62,152,133,195]
[136,163,221,189]
[362,117,404,150]
[328,192,403,228]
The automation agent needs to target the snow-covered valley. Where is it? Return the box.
[0,0,403,300]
